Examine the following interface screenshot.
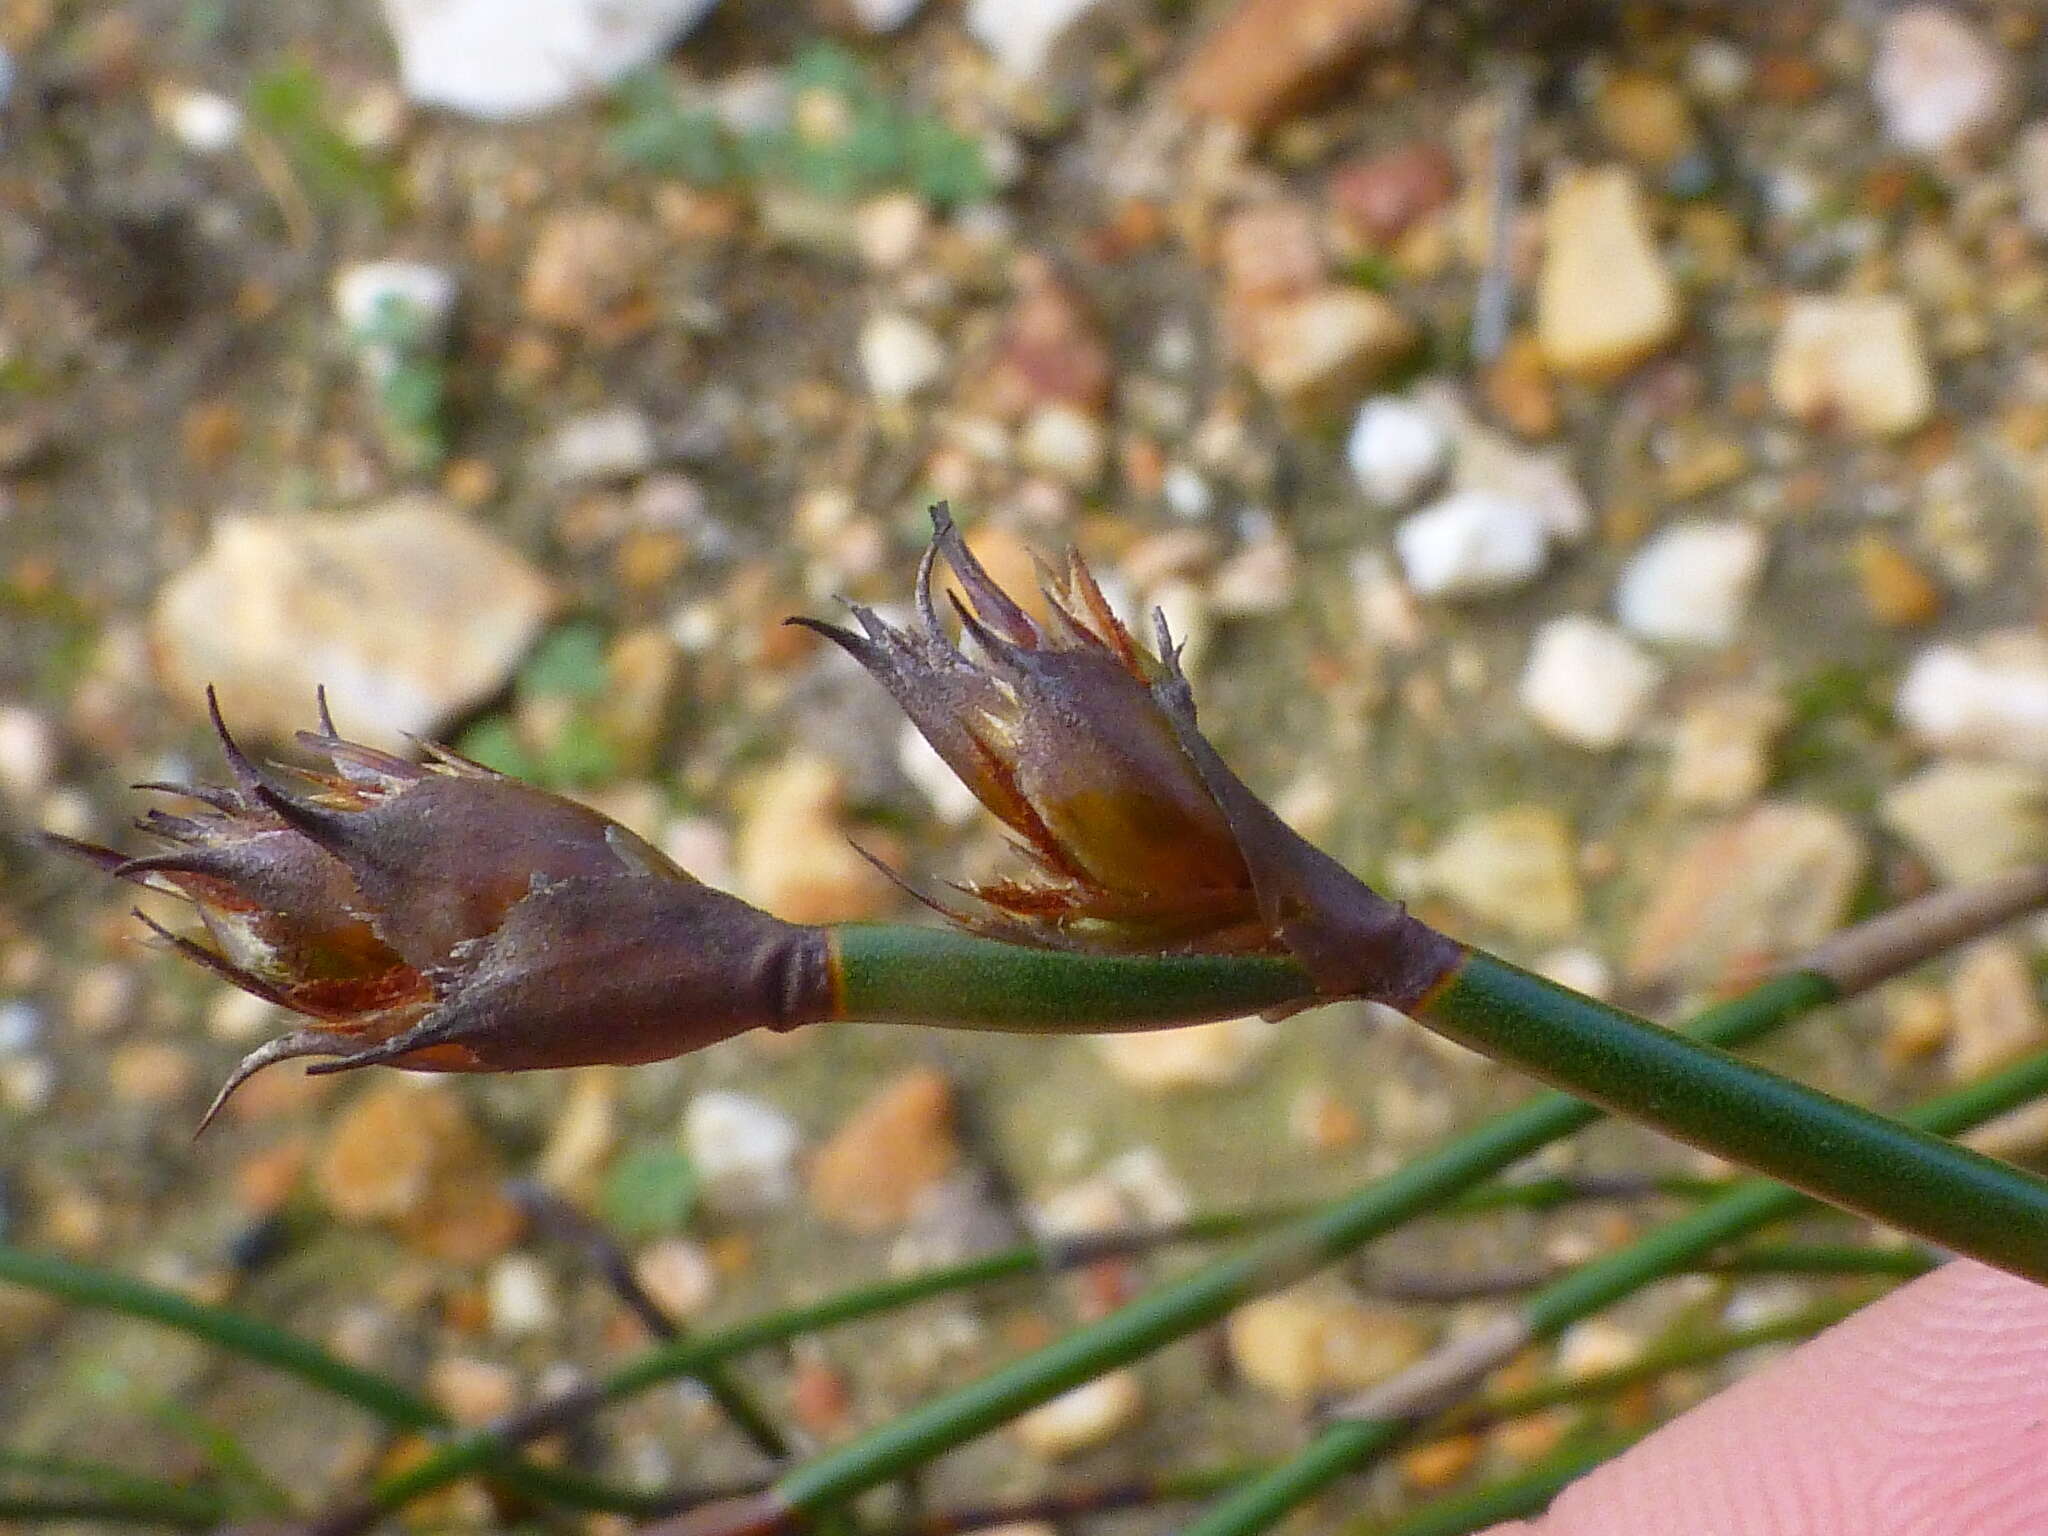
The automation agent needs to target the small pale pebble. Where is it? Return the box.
[965,0,1101,76]
[1613,521,1768,648]
[332,261,458,346]
[1518,617,1663,751]
[809,1068,959,1233]
[1289,1086,1364,1152]
[1666,689,1787,810]
[1351,552,1425,652]
[1535,167,1682,381]
[1209,535,1295,615]
[0,705,55,802]
[1396,490,1549,599]
[737,757,898,924]
[1852,534,1944,628]
[537,1075,621,1197]
[381,0,718,121]
[427,1355,520,1426]
[1871,7,2010,155]
[541,407,660,484]
[1162,463,1214,519]
[859,311,948,401]
[854,192,928,269]
[1882,983,1953,1069]
[1346,397,1449,508]
[1413,806,1584,943]
[1099,1146,1190,1227]
[1626,803,1866,987]
[207,986,283,1043]
[522,206,657,328]
[487,1255,557,1337]
[684,1091,801,1216]
[634,1238,718,1320]
[1227,1286,1432,1401]
[1883,760,2048,884]
[1091,1016,1278,1093]
[1018,404,1107,486]
[0,1001,39,1054]
[1239,288,1416,408]
[1414,384,1591,543]
[163,89,242,152]
[1533,948,1612,1000]
[1768,295,1933,439]
[1555,1318,1642,1378]
[108,1042,193,1105]
[1948,940,2046,1080]
[1897,633,2048,767]
[1013,1370,1144,1457]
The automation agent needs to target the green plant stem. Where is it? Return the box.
[0,1245,641,1516]
[0,1450,230,1528]
[1421,950,2048,1283]
[1184,1044,2048,1536]
[730,971,1835,1533]
[867,1295,1864,1536]
[834,925,1308,1030]
[0,1492,225,1528]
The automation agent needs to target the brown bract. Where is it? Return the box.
[53,689,831,1131]
[793,505,1267,952]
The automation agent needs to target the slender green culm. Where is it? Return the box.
[1185,1044,2048,1536]
[755,970,1833,1525]
[0,1245,649,1516]
[1423,952,2048,1283]
[833,925,1310,1031]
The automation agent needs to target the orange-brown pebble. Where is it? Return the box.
[1853,533,1944,627]
[1401,1433,1483,1493]
[807,1068,959,1233]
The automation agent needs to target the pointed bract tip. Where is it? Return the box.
[204,685,264,791]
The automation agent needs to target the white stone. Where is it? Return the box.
[1091,1016,1278,1093]
[542,406,661,484]
[1414,384,1590,543]
[378,0,720,121]
[1415,806,1584,943]
[163,90,243,153]
[1018,404,1107,486]
[1013,1370,1144,1457]
[1395,489,1549,599]
[333,261,458,347]
[854,193,929,270]
[486,1255,557,1337]
[1884,760,2048,885]
[1346,396,1449,508]
[1536,166,1682,380]
[859,311,947,402]
[1872,7,2010,155]
[1769,295,1933,439]
[1519,616,1664,751]
[966,0,1102,77]
[683,1091,801,1216]
[1162,464,1214,520]
[848,0,926,30]
[149,498,555,747]
[0,706,55,802]
[634,1238,718,1319]
[1613,521,1768,648]
[1897,632,2048,768]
